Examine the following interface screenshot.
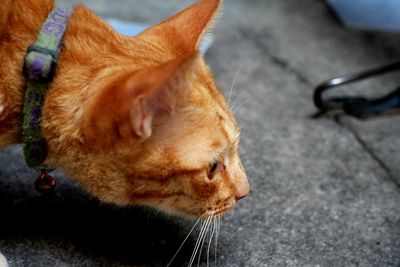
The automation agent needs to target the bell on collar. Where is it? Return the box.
[35,172,56,194]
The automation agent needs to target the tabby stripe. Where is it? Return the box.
[131,191,186,199]
[131,168,204,183]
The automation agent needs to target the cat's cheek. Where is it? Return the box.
[190,174,219,199]
[186,174,235,215]
[150,196,203,218]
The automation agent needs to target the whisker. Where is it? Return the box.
[212,219,217,267]
[188,216,211,267]
[197,221,211,267]
[213,219,217,267]
[206,218,217,267]
[187,218,207,267]
[228,64,244,106]
[199,216,213,267]
[197,217,211,267]
[167,217,202,267]
[198,213,216,267]
[230,94,241,113]
[194,217,212,267]
[215,217,221,267]
[232,97,251,115]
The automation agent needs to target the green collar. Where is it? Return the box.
[22,0,73,193]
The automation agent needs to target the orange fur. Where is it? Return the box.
[0,0,249,218]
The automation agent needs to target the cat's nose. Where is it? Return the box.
[232,163,250,202]
[235,193,248,201]
[234,181,250,202]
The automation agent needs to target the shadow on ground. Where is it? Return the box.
[0,178,201,267]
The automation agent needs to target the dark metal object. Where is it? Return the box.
[313,61,400,119]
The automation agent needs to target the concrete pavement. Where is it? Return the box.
[1,0,399,266]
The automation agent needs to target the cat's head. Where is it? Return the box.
[78,0,249,219]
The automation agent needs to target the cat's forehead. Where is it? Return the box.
[215,111,240,146]
[197,70,239,143]
[170,104,239,169]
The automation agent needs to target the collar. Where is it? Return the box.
[22,0,73,193]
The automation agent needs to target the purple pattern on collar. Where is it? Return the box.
[30,56,45,78]
[44,6,68,37]
[30,105,42,129]
[43,2,71,38]
[22,0,73,168]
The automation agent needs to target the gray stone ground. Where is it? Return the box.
[1,0,400,266]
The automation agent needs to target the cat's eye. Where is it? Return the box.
[210,162,218,173]
[207,161,224,180]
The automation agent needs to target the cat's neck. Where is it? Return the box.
[0,0,141,149]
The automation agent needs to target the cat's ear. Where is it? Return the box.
[138,0,222,53]
[82,53,201,150]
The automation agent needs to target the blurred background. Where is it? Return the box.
[1,0,400,266]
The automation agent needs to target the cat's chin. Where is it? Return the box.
[134,205,202,220]
[141,200,236,220]
[207,204,235,218]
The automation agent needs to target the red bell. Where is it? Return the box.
[35,172,56,194]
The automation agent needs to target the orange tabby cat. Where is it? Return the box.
[0,0,249,218]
